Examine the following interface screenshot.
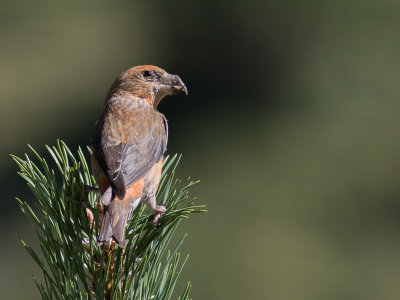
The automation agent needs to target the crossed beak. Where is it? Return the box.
[160,74,188,95]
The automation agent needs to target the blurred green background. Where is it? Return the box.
[2,1,400,299]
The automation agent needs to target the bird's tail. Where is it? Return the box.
[97,205,129,247]
[97,196,141,247]
[97,207,114,244]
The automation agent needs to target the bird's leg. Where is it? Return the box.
[84,184,101,194]
[82,184,101,207]
[145,195,167,226]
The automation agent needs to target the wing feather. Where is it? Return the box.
[92,102,167,199]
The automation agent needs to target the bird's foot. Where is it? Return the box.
[152,205,167,226]
[85,208,95,225]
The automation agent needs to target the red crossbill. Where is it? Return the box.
[91,65,187,246]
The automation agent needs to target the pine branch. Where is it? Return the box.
[12,140,204,300]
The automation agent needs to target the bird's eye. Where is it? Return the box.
[143,71,152,77]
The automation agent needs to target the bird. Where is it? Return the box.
[91,65,187,246]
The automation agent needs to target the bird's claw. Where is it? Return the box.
[82,184,100,225]
[152,205,167,226]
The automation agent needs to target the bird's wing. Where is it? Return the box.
[93,107,168,200]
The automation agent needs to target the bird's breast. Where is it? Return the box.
[102,99,160,145]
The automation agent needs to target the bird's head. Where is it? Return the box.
[108,65,188,107]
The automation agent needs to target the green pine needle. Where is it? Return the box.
[12,140,205,300]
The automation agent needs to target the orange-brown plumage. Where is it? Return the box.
[91,65,187,246]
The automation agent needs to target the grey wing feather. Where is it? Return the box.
[92,136,127,199]
[93,111,168,199]
[120,117,167,190]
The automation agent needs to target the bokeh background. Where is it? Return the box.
[2,1,400,299]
